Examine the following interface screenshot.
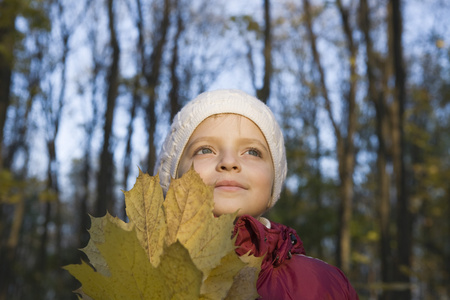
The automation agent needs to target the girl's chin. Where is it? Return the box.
[212,206,243,217]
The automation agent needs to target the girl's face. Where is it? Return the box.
[177,114,274,217]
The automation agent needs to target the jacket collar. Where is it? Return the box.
[234,215,305,268]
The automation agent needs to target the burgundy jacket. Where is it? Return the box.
[234,215,359,300]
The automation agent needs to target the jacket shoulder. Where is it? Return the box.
[258,254,359,300]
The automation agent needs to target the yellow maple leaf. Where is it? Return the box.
[225,252,264,300]
[65,168,261,299]
[65,214,203,299]
[163,169,238,278]
[200,250,245,299]
[123,170,166,266]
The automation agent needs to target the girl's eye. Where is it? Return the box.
[195,147,213,155]
[246,148,261,157]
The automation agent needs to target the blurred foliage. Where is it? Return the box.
[1,0,450,299]
[0,170,24,204]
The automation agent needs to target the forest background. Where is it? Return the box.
[0,0,449,299]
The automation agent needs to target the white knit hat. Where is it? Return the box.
[154,89,287,208]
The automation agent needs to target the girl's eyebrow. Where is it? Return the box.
[239,138,270,153]
[186,136,270,154]
[185,136,219,151]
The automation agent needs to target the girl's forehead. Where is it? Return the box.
[207,113,242,120]
[204,113,252,125]
[196,113,262,133]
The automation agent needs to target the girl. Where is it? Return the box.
[155,89,359,299]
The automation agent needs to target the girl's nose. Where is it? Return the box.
[216,151,241,172]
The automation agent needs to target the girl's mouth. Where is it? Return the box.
[215,180,246,191]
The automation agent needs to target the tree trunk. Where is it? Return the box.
[303,0,357,274]
[302,0,339,135]
[0,199,24,300]
[38,123,62,271]
[79,152,91,246]
[389,0,411,298]
[359,0,394,297]
[143,0,171,174]
[312,111,324,258]
[96,0,120,217]
[1,10,44,296]
[256,0,272,104]
[79,18,103,243]
[79,78,99,245]
[119,0,147,218]
[335,0,358,275]
[0,0,18,170]
[38,200,52,270]
[122,77,139,218]
[39,141,61,271]
[336,141,354,274]
[169,0,183,122]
